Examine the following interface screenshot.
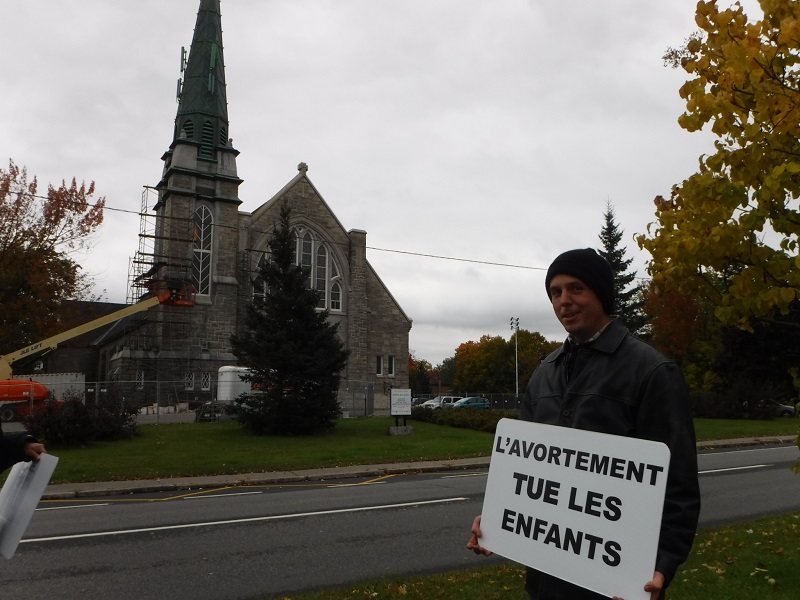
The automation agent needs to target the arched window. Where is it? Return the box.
[252,254,267,303]
[330,282,342,311]
[192,205,213,295]
[255,228,343,312]
[316,245,327,308]
[300,232,313,279]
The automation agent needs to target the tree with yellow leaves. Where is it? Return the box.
[639,0,800,331]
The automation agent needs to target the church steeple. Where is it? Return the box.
[152,0,241,299]
[155,0,241,211]
[175,0,230,156]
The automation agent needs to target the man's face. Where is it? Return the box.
[548,274,610,343]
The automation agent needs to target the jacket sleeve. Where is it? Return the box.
[0,431,36,474]
[635,361,701,585]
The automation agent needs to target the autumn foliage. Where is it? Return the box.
[0,160,105,354]
[640,0,800,330]
[453,331,560,394]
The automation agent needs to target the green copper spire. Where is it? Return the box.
[175,0,229,158]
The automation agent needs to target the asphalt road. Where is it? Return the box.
[0,444,797,599]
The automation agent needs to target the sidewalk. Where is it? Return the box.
[41,435,797,500]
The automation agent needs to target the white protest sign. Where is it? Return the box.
[480,419,669,600]
[390,388,412,416]
[0,453,59,559]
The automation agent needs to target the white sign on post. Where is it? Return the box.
[479,419,670,600]
[0,453,59,559]
[390,388,412,416]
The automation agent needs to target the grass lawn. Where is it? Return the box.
[277,512,800,600]
[13,415,798,484]
[41,417,496,484]
[694,417,799,441]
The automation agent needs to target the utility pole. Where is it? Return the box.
[510,317,520,397]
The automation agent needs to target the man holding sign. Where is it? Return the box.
[468,248,700,600]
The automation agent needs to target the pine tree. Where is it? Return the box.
[598,200,647,335]
[230,200,349,435]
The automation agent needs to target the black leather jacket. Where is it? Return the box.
[520,319,700,600]
[0,424,35,473]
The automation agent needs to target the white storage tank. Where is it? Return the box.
[216,366,252,405]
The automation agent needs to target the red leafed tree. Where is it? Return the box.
[0,160,105,354]
[642,284,719,389]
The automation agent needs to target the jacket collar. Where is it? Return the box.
[549,318,627,363]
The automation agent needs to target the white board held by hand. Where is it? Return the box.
[479,419,669,600]
[0,453,59,559]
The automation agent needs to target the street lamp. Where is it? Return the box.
[510,317,520,397]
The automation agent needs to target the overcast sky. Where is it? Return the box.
[2,0,757,366]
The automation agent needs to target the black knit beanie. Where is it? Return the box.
[544,248,615,315]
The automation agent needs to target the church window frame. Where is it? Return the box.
[387,355,396,377]
[293,228,343,312]
[252,253,268,303]
[250,227,343,312]
[330,282,342,311]
[192,204,213,296]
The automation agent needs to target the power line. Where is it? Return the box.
[14,189,551,272]
[365,246,545,271]
[11,189,651,278]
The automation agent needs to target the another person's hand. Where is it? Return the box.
[611,570,664,600]
[24,441,46,462]
[467,515,492,556]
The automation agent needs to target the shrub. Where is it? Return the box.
[23,392,137,446]
[411,407,517,433]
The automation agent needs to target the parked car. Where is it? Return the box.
[452,396,491,410]
[419,396,463,410]
[744,399,797,418]
[195,401,229,422]
[772,401,796,417]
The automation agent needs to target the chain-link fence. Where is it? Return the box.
[2,378,382,422]
[412,392,522,411]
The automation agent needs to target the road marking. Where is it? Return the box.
[700,464,770,474]
[327,481,387,488]
[442,473,487,479]
[36,504,110,511]
[183,491,264,499]
[704,446,796,456]
[21,497,469,545]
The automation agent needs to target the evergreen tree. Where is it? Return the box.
[230,200,349,435]
[598,200,647,334]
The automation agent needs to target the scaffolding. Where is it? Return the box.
[126,187,193,304]
[119,186,198,409]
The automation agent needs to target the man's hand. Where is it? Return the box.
[24,441,46,462]
[611,570,664,600]
[467,515,493,556]
[644,571,665,599]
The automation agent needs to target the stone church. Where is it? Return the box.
[62,0,411,414]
